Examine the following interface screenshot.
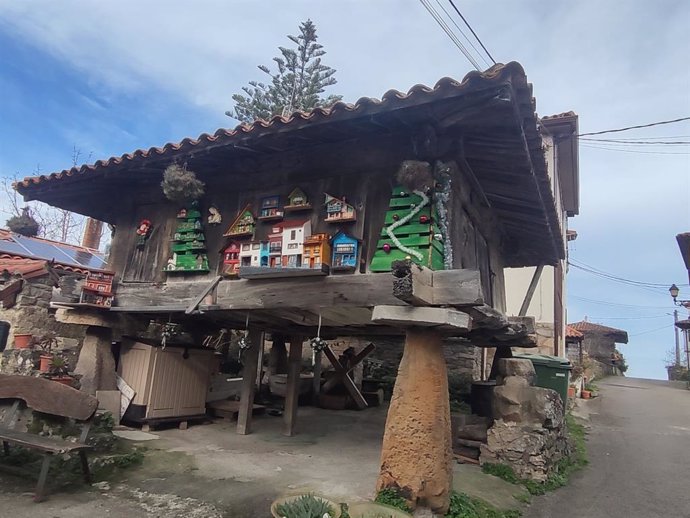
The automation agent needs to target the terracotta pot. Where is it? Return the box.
[13,333,33,349]
[50,376,75,387]
[567,386,576,398]
[39,354,53,373]
[581,390,591,400]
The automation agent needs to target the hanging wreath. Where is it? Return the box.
[6,207,39,237]
[161,163,205,203]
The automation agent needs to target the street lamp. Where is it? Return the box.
[669,284,690,308]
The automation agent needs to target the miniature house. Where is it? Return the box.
[259,195,284,221]
[280,220,311,268]
[221,242,241,277]
[324,194,356,223]
[239,242,253,267]
[268,225,283,267]
[303,233,332,269]
[80,271,115,307]
[284,188,311,212]
[223,205,255,237]
[331,231,359,272]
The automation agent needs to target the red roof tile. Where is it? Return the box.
[565,325,584,339]
[569,320,629,343]
[0,257,48,279]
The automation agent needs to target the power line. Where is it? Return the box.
[433,0,491,68]
[419,0,482,70]
[446,0,496,65]
[580,138,690,145]
[586,314,671,320]
[581,144,690,155]
[577,116,690,137]
[629,324,676,337]
[569,295,671,310]
[568,260,675,289]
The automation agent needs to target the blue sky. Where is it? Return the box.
[1,1,689,379]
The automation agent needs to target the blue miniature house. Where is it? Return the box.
[331,231,359,271]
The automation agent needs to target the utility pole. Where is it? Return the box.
[674,310,681,365]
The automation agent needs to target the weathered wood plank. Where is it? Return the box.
[283,336,304,437]
[185,275,222,314]
[371,305,472,333]
[236,329,263,435]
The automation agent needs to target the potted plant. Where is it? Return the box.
[581,389,591,399]
[36,332,58,372]
[270,494,341,518]
[46,354,74,387]
[13,332,34,349]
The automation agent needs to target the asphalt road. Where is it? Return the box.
[526,377,690,518]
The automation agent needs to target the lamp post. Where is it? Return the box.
[669,285,690,379]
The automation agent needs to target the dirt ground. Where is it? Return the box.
[0,405,389,517]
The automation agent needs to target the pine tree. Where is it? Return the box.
[227,20,342,122]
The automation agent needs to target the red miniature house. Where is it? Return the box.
[79,271,115,307]
[221,242,241,277]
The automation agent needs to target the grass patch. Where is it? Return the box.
[482,413,588,496]
[375,488,412,512]
[445,491,521,518]
[513,492,531,505]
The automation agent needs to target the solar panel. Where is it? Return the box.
[1,233,106,270]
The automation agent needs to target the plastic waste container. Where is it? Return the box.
[514,353,572,408]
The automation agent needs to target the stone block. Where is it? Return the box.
[497,358,536,385]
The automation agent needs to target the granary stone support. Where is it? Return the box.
[377,328,453,513]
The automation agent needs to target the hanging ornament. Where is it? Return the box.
[383,243,392,253]
[309,313,327,365]
[392,214,400,221]
[410,203,416,209]
[384,189,429,262]
[238,315,252,360]
[419,215,429,224]
[160,320,180,350]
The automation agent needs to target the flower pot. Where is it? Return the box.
[50,376,75,388]
[270,495,341,518]
[13,333,33,349]
[567,386,576,398]
[39,354,53,373]
[347,502,413,517]
[581,390,591,400]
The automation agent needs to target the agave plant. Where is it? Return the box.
[275,494,335,518]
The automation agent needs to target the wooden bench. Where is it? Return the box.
[0,374,99,502]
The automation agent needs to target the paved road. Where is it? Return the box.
[526,377,690,518]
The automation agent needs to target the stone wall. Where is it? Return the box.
[1,276,86,350]
[480,358,569,482]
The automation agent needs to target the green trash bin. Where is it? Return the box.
[514,353,572,408]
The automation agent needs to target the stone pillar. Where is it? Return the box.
[377,329,452,513]
[74,326,116,395]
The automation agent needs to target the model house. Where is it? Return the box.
[331,231,359,271]
[280,220,311,268]
[259,195,283,221]
[223,205,255,237]
[285,188,311,212]
[303,233,331,269]
[221,242,241,276]
[268,225,283,267]
[324,194,356,223]
[239,241,269,267]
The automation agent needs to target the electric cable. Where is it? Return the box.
[577,117,690,137]
[446,0,496,65]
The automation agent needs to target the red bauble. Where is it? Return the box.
[383,243,392,253]
[419,215,429,224]
[392,214,400,221]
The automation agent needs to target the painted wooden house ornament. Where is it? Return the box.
[166,203,209,273]
[223,204,255,237]
[303,233,331,270]
[79,271,115,307]
[284,187,311,212]
[324,193,356,223]
[221,241,241,277]
[258,195,284,221]
[207,206,222,225]
[135,219,152,248]
[331,231,359,272]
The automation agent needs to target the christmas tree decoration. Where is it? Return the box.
[165,201,209,273]
[370,185,444,272]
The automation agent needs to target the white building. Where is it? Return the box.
[280,220,311,268]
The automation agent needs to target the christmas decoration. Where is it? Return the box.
[165,201,209,273]
[136,219,152,249]
[207,206,222,225]
[161,163,205,203]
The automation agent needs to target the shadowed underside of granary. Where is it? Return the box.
[15,61,571,513]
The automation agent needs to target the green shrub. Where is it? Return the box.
[445,491,521,518]
[375,488,411,512]
[275,494,336,518]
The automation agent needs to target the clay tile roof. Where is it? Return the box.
[0,257,48,279]
[541,111,577,120]
[569,320,629,343]
[565,325,584,339]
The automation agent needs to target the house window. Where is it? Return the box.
[242,244,250,251]
[241,256,251,266]
[287,243,298,250]
[290,230,296,240]
[252,243,260,250]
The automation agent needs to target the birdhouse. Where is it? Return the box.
[223,204,255,237]
[331,231,360,272]
[303,233,332,270]
[221,242,241,277]
[284,187,312,212]
[258,195,284,221]
[324,193,356,223]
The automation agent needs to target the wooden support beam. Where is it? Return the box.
[391,261,483,307]
[236,329,263,435]
[321,343,375,393]
[283,335,304,437]
[371,305,472,334]
[322,346,368,409]
[185,275,222,314]
[518,265,544,317]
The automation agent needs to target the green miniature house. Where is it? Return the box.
[370,186,444,272]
